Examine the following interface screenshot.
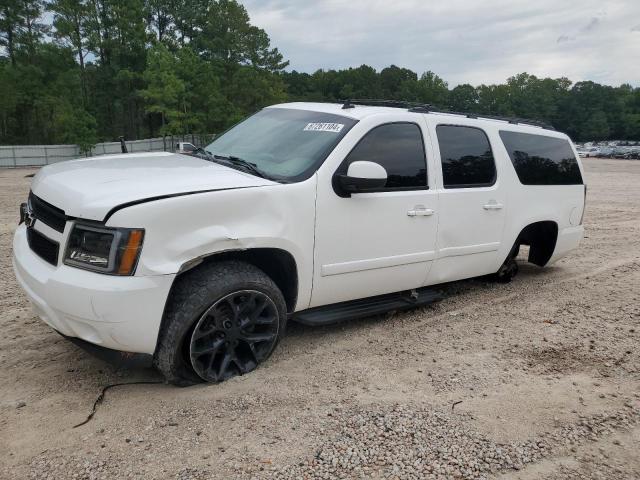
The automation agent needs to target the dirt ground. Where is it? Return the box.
[0,158,639,479]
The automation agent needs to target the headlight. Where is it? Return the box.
[64,223,145,275]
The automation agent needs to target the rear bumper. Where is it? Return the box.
[13,224,175,355]
[549,225,584,264]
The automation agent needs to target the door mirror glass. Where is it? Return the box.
[337,161,387,194]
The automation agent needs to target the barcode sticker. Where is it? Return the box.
[303,122,345,133]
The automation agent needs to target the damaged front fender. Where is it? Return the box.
[105,178,317,310]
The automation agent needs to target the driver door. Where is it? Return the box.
[310,117,439,307]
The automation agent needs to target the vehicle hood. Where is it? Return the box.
[31,152,276,220]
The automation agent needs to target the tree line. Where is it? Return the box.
[1,0,638,151]
[284,68,640,143]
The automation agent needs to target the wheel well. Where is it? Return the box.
[177,249,298,312]
[516,221,558,267]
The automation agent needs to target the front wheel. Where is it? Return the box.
[154,261,287,386]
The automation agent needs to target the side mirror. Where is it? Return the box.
[336,161,387,195]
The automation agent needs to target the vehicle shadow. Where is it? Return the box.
[284,260,558,340]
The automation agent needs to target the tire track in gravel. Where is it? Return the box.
[285,256,640,370]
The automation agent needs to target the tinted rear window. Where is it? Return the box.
[436,125,496,188]
[499,131,583,185]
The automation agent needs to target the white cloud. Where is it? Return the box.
[243,0,640,87]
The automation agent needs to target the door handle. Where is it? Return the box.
[483,203,504,210]
[407,207,435,217]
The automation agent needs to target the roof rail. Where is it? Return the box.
[341,99,427,110]
[339,99,555,130]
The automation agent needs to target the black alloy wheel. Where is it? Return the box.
[189,290,279,382]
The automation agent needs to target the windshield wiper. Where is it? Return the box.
[190,148,215,161]
[212,154,271,180]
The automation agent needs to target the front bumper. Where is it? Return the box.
[61,333,153,368]
[13,224,175,355]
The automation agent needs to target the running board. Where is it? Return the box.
[294,288,443,326]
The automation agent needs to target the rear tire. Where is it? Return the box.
[154,260,287,386]
[493,257,519,283]
[490,243,520,283]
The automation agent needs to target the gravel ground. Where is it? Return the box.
[0,158,639,480]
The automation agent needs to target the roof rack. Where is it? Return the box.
[340,99,555,130]
[341,99,425,110]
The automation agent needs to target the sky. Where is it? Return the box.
[242,0,640,87]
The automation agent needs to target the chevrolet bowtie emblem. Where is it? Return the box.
[20,202,36,228]
[25,210,36,228]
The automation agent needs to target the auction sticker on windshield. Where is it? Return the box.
[303,123,345,133]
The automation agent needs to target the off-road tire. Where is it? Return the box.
[154,260,287,386]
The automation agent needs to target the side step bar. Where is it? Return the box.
[293,287,443,326]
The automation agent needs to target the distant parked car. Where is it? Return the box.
[626,147,640,159]
[612,146,633,159]
[577,147,600,158]
[598,146,614,158]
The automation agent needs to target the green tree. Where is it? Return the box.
[0,0,48,65]
[55,104,98,153]
[582,111,610,140]
[18,0,48,58]
[449,84,478,111]
[476,84,512,115]
[49,0,90,70]
[174,46,226,133]
[0,60,19,138]
[195,0,288,73]
[555,81,622,141]
[280,70,320,101]
[505,73,571,123]
[48,0,91,102]
[225,66,286,124]
[170,0,207,45]
[0,0,20,65]
[145,0,175,43]
[140,43,186,134]
[415,71,449,106]
[2,0,640,147]
[335,65,380,99]
[380,65,417,99]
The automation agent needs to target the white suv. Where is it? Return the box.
[13,101,586,385]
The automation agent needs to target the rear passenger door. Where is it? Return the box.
[427,122,507,284]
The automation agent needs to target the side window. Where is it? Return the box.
[499,131,583,185]
[342,123,427,190]
[436,125,496,188]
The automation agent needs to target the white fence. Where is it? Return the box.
[0,134,216,168]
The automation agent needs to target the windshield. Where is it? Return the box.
[205,108,357,182]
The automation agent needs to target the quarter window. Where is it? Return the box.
[499,131,583,185]
[436,125,496,188]
[342,123,427,190]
